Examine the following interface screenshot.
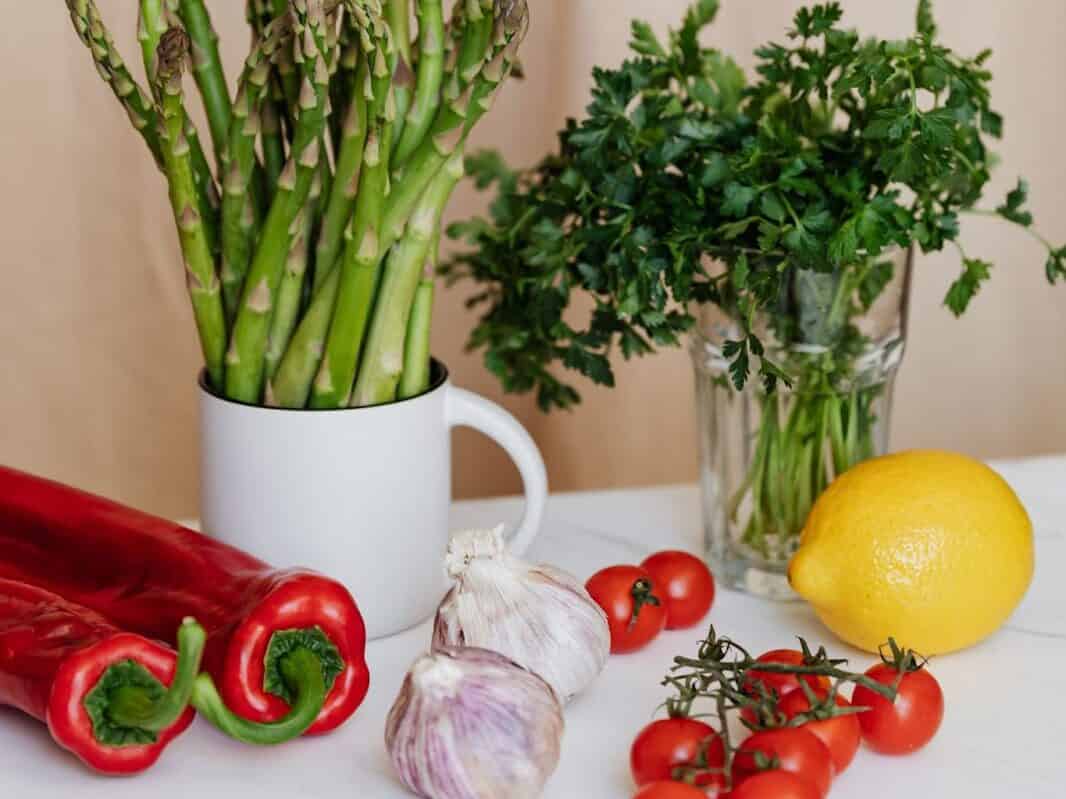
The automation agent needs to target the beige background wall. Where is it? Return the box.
[2,1,1064,519]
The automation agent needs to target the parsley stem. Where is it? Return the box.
[705,245,787,259]
[964,208,1056,251]
[780,194,803,229]
[954,150,979,176]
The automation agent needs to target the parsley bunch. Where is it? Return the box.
[444,0,1064,411]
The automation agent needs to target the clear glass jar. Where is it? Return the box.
[691,248,913,598]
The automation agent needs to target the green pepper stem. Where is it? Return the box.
[191,647,326,745]
[107,618,207,734]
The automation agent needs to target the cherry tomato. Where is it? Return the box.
[729,770,822,799]
[779,687,862,774]
[586,565,667,653]
[640,551,716,629]
[633,781,709,799]
[732,728,833,799]
[852,662,944,754]
[742,649,831,700]
[630,718,725,789]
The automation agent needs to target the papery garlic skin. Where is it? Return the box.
[385,647,564,799]
[433,526,610,702]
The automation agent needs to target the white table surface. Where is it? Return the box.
[3,456,1065,797]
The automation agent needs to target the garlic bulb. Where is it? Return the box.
[385,647,564,799]
[433,526,610,702]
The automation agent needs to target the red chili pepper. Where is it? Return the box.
[0,579,203,774]
[0,466,369,745]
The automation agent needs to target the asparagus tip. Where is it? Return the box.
[497,0,529,35]
[156,27,191,81]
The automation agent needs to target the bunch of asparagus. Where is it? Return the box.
[64,0,529,407]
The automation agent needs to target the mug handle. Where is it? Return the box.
[445,386,547,556]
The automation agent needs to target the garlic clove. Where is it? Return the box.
[433,526,610,703]
[385,647,564,799]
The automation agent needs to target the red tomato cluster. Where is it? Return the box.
[630,645,944,799]
[586,551,716,654]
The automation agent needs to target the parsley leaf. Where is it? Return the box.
[443,0,1064,410]
[631,20,666,58]
[996,179,1034,227]
[722,338,750,390]
[722,183,757,217]
[1047,247,1066,284]
[916,0,938,38]
[945,258,992,316]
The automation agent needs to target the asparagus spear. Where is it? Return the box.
[260,93,288,193]
[137,1,172,80]
[243,1,287,198]
[275,43,301,125]
[267,266,342,407]
[220,27,282,322]
[381,2,527,250]
[456,0,495,84]
[151,28,227,389]
[386,0,413,88]
[392,0,444,167]
[350,1,527,405]
[218,15,297,317]
[327,0,384,145]
[263,0,353,40]
[272,6,338,226]
[313,53,371,293]
[309,30,396,409]
[185,118,221,255]
[268,1,527,407]
[174,0,233,167]
[225,0,332,404]
[264,0,387,408]
[386,0,414,148]
[270,0,528,409]
[350,150,463,406]
[67,0,164,166]
[440,0,494,106]
[271,0,300,106]
[246,0,263,29]
[265,197,316,379]
[172,0,241,243]
[328,31,359,154]
[397,278,434,399]
[135,0,219,257]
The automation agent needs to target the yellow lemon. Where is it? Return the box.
[788,449,1033,654]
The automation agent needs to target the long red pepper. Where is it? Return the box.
[0,579,203,774]
[0,466,369,744]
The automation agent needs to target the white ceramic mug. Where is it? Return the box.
[199,361,547,640]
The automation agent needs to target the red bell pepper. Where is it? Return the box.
[0,466,370,745]
[0,579,203,774]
